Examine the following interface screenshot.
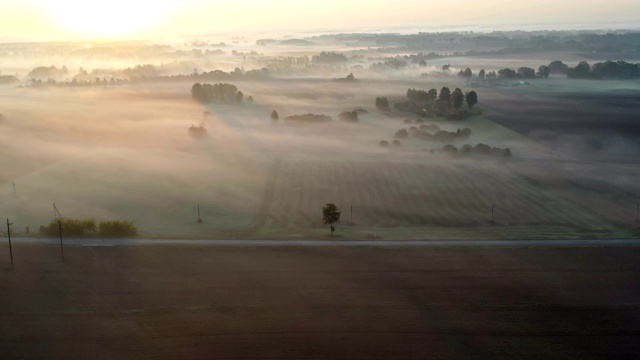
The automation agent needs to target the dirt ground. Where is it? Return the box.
[1,244,640,359]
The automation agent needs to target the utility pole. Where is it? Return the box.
[7,219,13,267]
[197,205,203,223]
[58,221,64,260]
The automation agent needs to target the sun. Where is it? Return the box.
[34,0,178,38]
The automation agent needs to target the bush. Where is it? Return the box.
[379,140,390,147]
[461,144,473,154]
[392,139,402,147]
[394,129,409,139]
[413,130,432,140]
[442,144,458,154]
[188,122,207,137]
[45,219,97,237]
[99,221,139,238]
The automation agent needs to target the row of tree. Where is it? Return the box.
[464,60,640,80]
[40,219,138,238]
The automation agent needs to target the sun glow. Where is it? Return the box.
[32,0,179,38]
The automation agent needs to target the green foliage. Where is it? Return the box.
[46,219,97,238]
[43,218,138,238]
[99,221,139,238]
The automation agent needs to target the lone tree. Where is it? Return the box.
[271,110,279,121]
[322,203,341,236]
[466,91,478,108]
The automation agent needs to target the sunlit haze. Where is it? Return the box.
[0,0,639,40]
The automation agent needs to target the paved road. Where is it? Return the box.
[9,237,640,247]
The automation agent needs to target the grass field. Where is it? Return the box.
[1,243,640,359]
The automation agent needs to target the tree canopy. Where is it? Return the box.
[322,204,341,236]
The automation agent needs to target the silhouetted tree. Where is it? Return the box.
[375,97,390,110]
[322,203,341,236]
[498,68,517,79]
[419,60,427,67]
[271,110,279,121]
[517,67,536,79]
[439,87,451,102]
[478,69,486,79]
[459,68,473,78]
[466,91,478,108]
[537,65,551,79]
[451,88,464,109]
[427,89,438,101]
[395,129,409,139]
[567,61,592,79]
[548,60,569,74]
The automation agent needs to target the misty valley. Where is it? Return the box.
[1,30,640,240]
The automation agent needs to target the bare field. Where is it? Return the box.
[260,158,621,239]
[1,244,640,359]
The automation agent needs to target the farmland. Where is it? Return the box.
[2,243,640,359]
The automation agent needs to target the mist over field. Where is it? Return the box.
[1,29,640,239]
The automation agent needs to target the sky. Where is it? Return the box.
[1,0,639,40]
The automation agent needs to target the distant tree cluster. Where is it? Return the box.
[490,60,640,80]
[333,73,356,82]
[27,65,69,79]
[568,60,640,79]
[396,87,478,118]
[312,51,348,64]
[191,83,245,104]
[398,126,472,142]
[339,111,359,122]
[188,122,207,137]
[42,219,138,238]
[370,58,409,70]
[375,97,390,111]
[440,143,512,158]
[285,114,333,124]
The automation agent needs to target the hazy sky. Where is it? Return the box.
[1,0,639,40]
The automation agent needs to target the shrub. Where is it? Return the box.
[413,130,432,140]
[442,144,458,154]
[45,219,97,237]
[99,221,139,238]
[392,139,402,147]
[394,129,409,139]
[188,122,207,137]
[379,140,390,147]
[461,144,473,154]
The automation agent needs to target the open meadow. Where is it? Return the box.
[1,72,640,239]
